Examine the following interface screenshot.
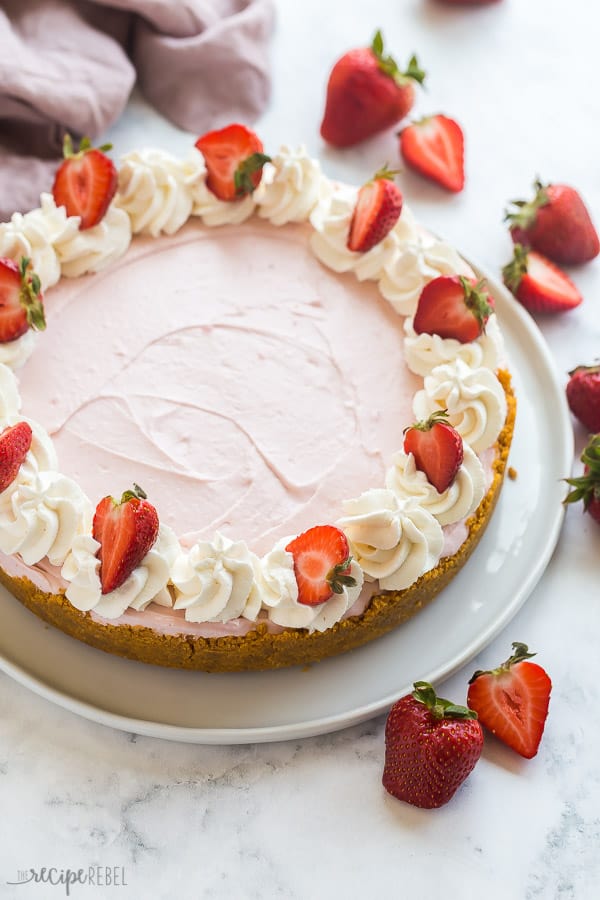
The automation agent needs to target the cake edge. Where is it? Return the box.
[0,371,516,673]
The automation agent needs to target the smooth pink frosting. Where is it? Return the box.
[17,218,421,555]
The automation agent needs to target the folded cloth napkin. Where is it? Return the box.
[0,0,275,221]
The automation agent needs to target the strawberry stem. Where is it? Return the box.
[120,483,148,504]
[504,177,550,229]
[404,409,450,435]
[564,434,600,510]
[234,153,271,197]
[469,642,537,683]
[412,681,478,720]
[18,256,46,332]
[502,244,529,293]
[62,133,113,160]
[370,30,426,87]
[326,556,357,594]
[459,276,494,330]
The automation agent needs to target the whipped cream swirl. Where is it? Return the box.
[62,524,179,619]
[378,207,471,316]
[0,364,22,420]
[338,489,443,591]
[404,314,505,377]
[0,193,74,290]
[255,146,329,225]
[310,186,399,280]
[257,538,364,632]
[116,148,205,237]
[54,202,132,278]
[172,532,262,623]
[0,331,37,371]
[0,469,92,567]
[386,444,485,526]
[413,359,508,454]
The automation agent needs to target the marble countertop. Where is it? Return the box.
[1,0,599,897]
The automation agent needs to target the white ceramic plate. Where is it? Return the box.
[0,266,572,744]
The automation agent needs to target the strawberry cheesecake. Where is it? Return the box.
[0,127,515,671]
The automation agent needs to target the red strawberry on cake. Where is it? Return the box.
[320,31,425,148]
[0,257,46,345]
[403,411,464,494]
[195,124,271,202]
[285,525,356,606]
[0,421,33,494]
[52,135,118,230]
[413,275,494,343]
[505,178,599,265]
[383,681,483,808]
[347,168,403,253]
[93,484,159,595]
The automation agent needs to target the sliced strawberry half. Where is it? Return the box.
[502,244,582,313]
[403,410,464,493]
[413,275,495,342]
[467,642,552,759]
[52,135,118,230]
[0,421,33,494]
[195,124,271,202]
[92,484,159,595]
[347,166,403,253]
[399,114,465,192]
[0,256,46,344]
[285,524,357,606]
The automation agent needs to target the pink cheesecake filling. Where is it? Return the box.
[6,216,498,637]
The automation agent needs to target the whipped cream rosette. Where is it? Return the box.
[116,148,205,237]
[172,532,262,623]
[404,313,505,377]
[63,524,179,619]
[255,146,330,225]
[413,359,508,454]
[0,193,70,290]
[338,488,444,591]
[386,444,485,526]
[258,538,364,632]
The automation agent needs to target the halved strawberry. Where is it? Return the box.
[285,524,356,606]
[92,484,159,595]
[502,244,582,313]
[413,275,494,342]
[0,422,33,494]
[52,135,118,230]
[195,124,270,202]
[0,256,46,344]
[467,642,552,759]
[404,410,464,493]
[399,114,465,192]
[347,167,403,253]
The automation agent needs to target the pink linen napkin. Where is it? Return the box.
[0,0,275,221]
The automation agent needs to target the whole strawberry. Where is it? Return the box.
[467,642,551,758]
[505,178,599,265]
[383,681,483,809]
[566,365,600,433]
[564,434,600,527]
[320,30,425,148]
[93,484,159,594]
[347,167,403,253]
[52,135,118,230]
